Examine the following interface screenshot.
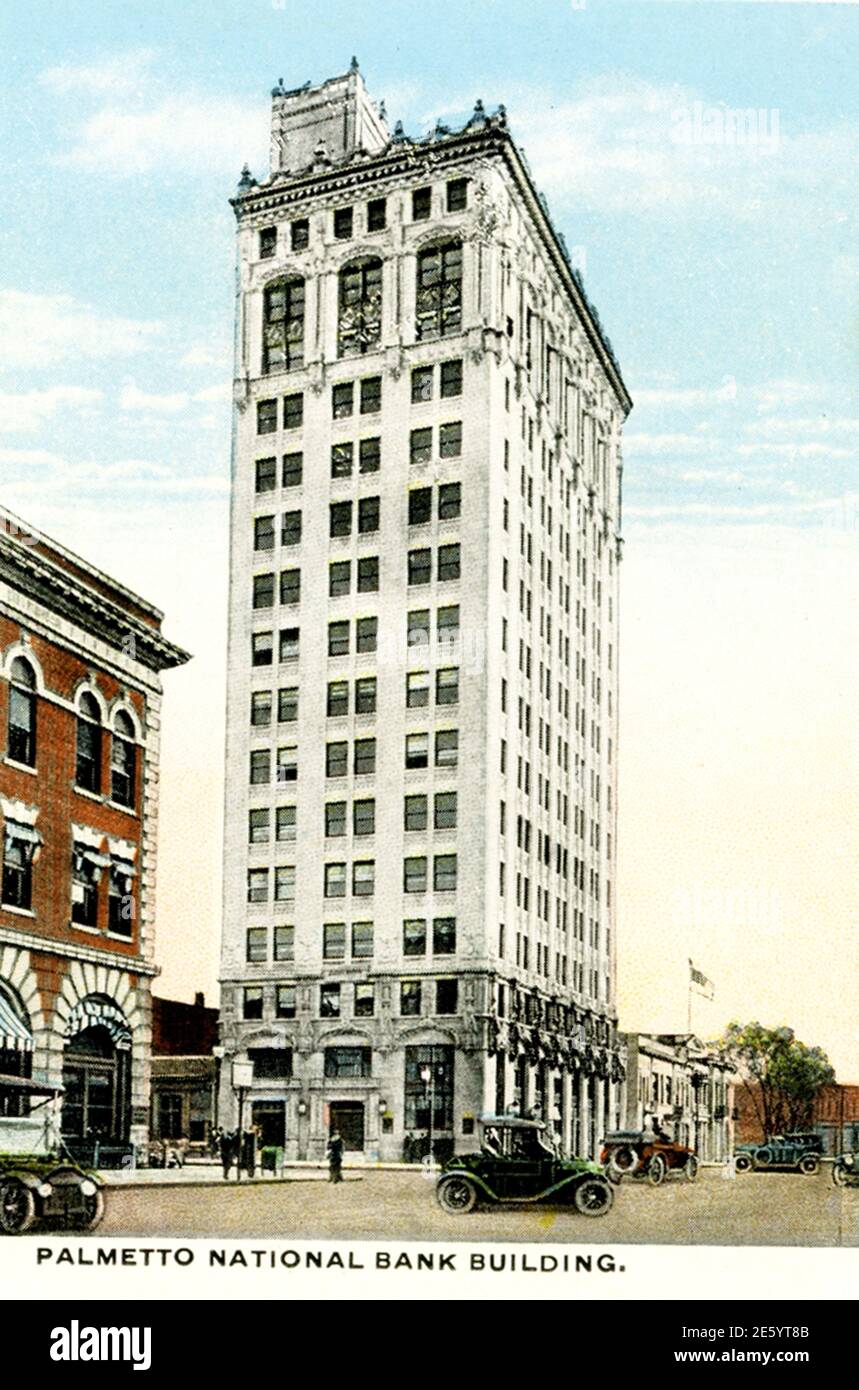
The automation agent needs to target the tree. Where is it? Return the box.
[715,1021,835,1139]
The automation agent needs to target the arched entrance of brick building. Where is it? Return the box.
[61,996,131,1145]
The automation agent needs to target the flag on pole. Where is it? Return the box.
[689,960,714,999]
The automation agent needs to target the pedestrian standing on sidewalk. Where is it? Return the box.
[220,1129,236,1181]
[242,1127,256,1179]
[327,1131,344,1184]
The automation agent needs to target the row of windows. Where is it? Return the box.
[247,790,458,849]
[242,976,460,1021]
[244,916,457,965]
[251,607,463,666]
[255,481,463,546]
[256,361,463,445]
[248,669,461,730]
[2,821,136,938]
[246,853,458,904]
[258,179,468,261]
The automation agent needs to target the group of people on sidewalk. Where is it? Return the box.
[214,1126,259,1180]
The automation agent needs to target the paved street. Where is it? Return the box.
[90,1166,859,1245]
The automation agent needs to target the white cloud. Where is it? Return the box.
[737,441,852,459]
[633,379,739,407]
[0,290,162,370]
[39,49,156,97]
[180,344,232,370]
[0,386,102,433]
[57,95,266,177]
[753,379,828,413]
[746,414,859,438]
[118,381,231,414]
[624,432,718,455]
[1,446,228,499]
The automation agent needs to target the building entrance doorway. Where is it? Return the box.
[252,1101,286,1148]
[62,1024,130,1142]
[329,1101,364,1151]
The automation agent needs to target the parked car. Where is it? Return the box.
[435,1116,614,1216]
[0,1075,105,1235]
[600,1129,699,1186]
[832,1153,859,1187]
[734,1132,824,1174]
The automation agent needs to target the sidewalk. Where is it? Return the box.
[98,1159,430,1188]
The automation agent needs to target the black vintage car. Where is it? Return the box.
[0,1075,105,1234]
[435,1116,614,1216]
[734,1131,824,1174]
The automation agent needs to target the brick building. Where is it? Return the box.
[0,508,189,1157]
[734,1081,859,1155]
[219,63,631,1161]
[150,992,220,1146]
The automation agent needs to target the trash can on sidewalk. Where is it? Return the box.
[261,1145,283,1175]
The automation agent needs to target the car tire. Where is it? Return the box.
[832,1162,849,1187]
[607,1145,640,1179]
[436,1175,478,1214]
[756,1147,774,1168]
[683,1155,700,1182]
[735,1153,753,1173]
[573,1177,614,1217]
[0,1180,37,1235]
[647,1153,667,1186]
[79,1188,105,1231]
[799,1155,819,1176]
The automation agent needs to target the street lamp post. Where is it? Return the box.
[231,1060,253,1183]
[421,1063,434,1165]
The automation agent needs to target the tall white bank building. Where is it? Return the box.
[219,62,632,1161]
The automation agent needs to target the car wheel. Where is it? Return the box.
[0,1180,36,1235]
[735,1153,753,1173]
[607,1145,640,1178]
[647,1153,667,1186]
[684,1155,700,1182]
[756,1147,774,1168]
[799,1155,819,1176]
[832,1162,849,1187]
[436,1175,478,1214]
[573,1177,614,1217]
[79,1188,105,1231]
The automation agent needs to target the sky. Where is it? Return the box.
[0,0,856,1073]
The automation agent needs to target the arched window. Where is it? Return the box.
[76,692,102,793]
[338,258,382,358]
[110,710,137,810]
[415,240,462,341]
[7,656,36,767]
[263,277,305,373]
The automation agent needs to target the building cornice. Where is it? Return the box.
[0,924,159,978]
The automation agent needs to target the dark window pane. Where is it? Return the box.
[367,198,386,231]
[403,919,427,956]
[259,226,277,258]
[256,456,276,492]
[440,359,463,397]
[291,219,309,250]
[411,367,433,403]
[360,377,382,414]
[446,178,468,213]
[284,393,303,429]
[282,452,303,487]
[408,488,432,526]
[357,556,378,592]
[412,187,431,220]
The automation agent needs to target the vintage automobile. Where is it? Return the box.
[734,1132,824,1174]
[0,1075,105,1235]
[832,1152,859,1186]
[435,1115,614,1216]
[599,1129,699,1185]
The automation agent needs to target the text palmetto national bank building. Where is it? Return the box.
[218,61,631,1162]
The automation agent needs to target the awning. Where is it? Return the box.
[79,848,111,871]
[65,997,132,1051]
[0,1073,61,1096]
[111,857,137,879]
[4,821,43,852]
[0,991,33,1052]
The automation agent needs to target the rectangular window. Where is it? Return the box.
[406,670,430,709]
[403,919,426,956]
[353,799,375,836]
[249,808,270,843]
[412,187,431,221]
[275,982,297,1017]
[280,568,301,605]
[355,676,377,714]
[282,452,303,487]
[433,854,457,892]
[327,682,349,717]
[405,794,428,832]
[354,981,375,1015]
[359,437,380,474]
[257,399,277,435]
[405,732,429,769]
[436,979,459,1015]
[253,573,275,609]
[403,1045,454,1131]
[278,686,298,722]
[243,987,264,1021]
[324,864,347,900]
[291,218,309,250]
[409,488,432,526]
[434,791,457,830]
[252,632,273,667]
[326,801,347,838]
[367,198,386,231]
[246,927,267,963]
[354,738,376,775]
[278,628,299,662]
[276,806,296,842]
[435,729,459,768]
[274,866,295,902]
[329,560,351,597]
[319,983,341,1018]
[437,605,460,644]
[247,869,268,904]
[440,358,463,397]
[254,516,275,551]
[360,377,382,414]
[433,916,457,954]
[408,548,432,586]
[435,667,459,705]
[274,925,295,962]
[71,844,99,927]
[251,690,272,727]
[357,556,379,592]
[446,178,468,212]
[259,226,277,258]
[330,501,353,537]
[352,924,374,964]
[256,456,276,492]
[331,442,353,478]
[249,1047,292,1080]
[323,921,346,958]
[438,482,461,520]
[250,749,271,785]
[326,742,348,777]
[407,609,430,650]
[283,393,303,430]
[439,421,462,458]
[356,616,378,653]
[401,981,422,1016]
[404,856,427,893]
[437,543,461,582]
[324,1046,371,1078]
[332,382,354,418]
[282,511,302,547]
[276,746,297,783]
[352,861,375,897]
[411,366,433,403]
[329,620,350,657]
[334,207,353,239]
[358,496,380,533]
[410,427,432,466]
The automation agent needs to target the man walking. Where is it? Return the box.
[327,1130,344,1184]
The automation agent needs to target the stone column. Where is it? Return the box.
[578,1072,589,1157]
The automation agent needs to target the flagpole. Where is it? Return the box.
[687,959,693,1034]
